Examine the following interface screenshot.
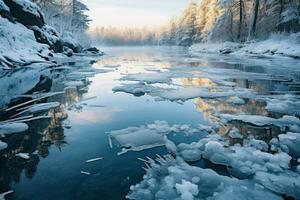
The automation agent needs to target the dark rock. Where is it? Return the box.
[62,41,83,53]
[0,3,13,22]
[63,47,73,57]
[3,0,45,28]
[219,48,233,54]
[84,47,100,54]
[31,26,64,53]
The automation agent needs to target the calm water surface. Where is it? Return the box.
[1,46,300,200]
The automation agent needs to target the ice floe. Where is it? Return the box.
[11,102,60,118]
[108,121,211,155]
[114,82,253,102]
[121,72,172,84]
[16,152,30,159]
[271,132,300,157]
[0,122,28,135]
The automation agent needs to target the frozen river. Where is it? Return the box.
[0,46,300,200]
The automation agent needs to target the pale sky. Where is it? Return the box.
[81,0,188,29]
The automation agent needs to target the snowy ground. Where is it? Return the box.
[190,33,300,59]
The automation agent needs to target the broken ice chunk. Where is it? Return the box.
[228,128,243,139]
[175,180,199,200]
[16,153,30,159]
[0,140,7,151]
[0,122,28,135]
[109,127,166,155]
[85,157,103,163]
[278,132,300,157]
[11,102,60,118]
[0,190,13,200]
[80,171,91,176]
[108,121,207,155]
[227,96,246,105]
[255,171,300,199]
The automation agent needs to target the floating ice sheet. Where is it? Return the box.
[0,122,28,135]
[108,121,211,155]
[113,82,253,102]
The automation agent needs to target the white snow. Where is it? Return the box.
[190,33,300,59]
[0,17,50,66]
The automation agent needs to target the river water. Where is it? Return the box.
[0,46,300,200]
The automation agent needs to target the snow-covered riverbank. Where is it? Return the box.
[0,0,101,68]
[190,33,300,59]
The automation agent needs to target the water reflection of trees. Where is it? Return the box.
[179,76,290,144]
[0,67,91,194]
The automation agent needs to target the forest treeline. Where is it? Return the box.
[90,0,300,46]
[32,0,91,46]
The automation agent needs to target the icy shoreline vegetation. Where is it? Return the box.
[0,0,102,68]
[189,33,300,59]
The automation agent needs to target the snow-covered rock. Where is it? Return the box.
[3,0,44,28]
[0,17,50,67]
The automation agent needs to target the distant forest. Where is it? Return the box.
[90,0,300,46]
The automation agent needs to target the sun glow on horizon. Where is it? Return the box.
[82,0,188,29]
